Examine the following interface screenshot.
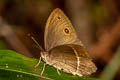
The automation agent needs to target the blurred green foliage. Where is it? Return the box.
[100,47,120,80]
[0,40,6,49]
[91,3,111,26]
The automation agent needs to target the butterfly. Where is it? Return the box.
[32,8,97,76]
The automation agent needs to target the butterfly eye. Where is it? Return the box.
[64,28,69,34]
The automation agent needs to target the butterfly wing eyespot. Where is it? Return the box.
[64,28,70,34]
[57,16,61,19]
[65,28,69,33]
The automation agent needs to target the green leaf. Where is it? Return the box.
[0,50,99,80]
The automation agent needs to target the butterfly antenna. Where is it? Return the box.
[28,34,44,52]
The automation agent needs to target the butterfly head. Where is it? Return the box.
[41,51,49,62]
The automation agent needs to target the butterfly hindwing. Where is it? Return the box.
[43,44,97,76]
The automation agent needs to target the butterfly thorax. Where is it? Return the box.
[41,51,57,67]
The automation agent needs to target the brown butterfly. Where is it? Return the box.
[33,8,97,76]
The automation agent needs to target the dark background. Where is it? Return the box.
[0,0,120,80]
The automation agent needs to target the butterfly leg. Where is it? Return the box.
[57,69,61,75]
[35,56,41,68]
[52,63,61,75]
[41,63,46,76]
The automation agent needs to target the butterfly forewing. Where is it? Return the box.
[44,8,82,51]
